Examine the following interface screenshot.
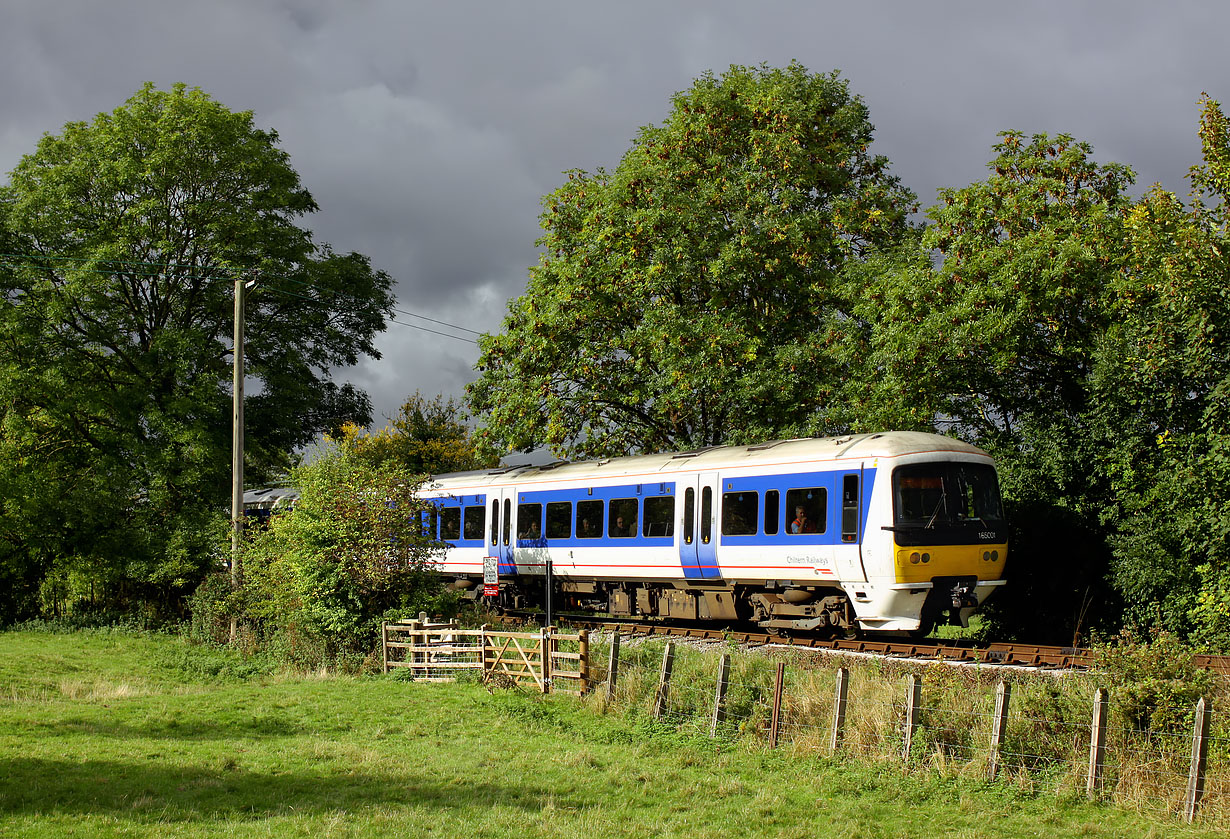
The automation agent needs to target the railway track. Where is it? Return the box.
[494,611,1230,675]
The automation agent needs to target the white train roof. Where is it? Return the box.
[425,431,989,493]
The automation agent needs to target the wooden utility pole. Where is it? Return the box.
[229,273,248,642]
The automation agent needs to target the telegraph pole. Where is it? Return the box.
[230,272,249,642]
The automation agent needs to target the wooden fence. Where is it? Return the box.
[382,621,590,695]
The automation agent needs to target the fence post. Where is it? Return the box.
[409,619,421,678]
[769,661,786,749]
[830,667,849,753]
[479,623,489,678]
[606,633,621,702]
[988,680,1011,781]
[653,641,675,720]
[1087,688,1108,799]
[711,653,731,737]
[541,626,553,695]
[578,629,590,696]
[381,621,389,673]
[1184,697,1212,823]
[903,673,922,763]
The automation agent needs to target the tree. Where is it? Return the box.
[0,83,394,619]
[227,443,448,663]
[469,63,916,458]
[832,133,1136,642]
[338,392,497,475]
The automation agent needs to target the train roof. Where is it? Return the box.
[425,431,989,492]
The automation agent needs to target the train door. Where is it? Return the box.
[678,472,721,580]
[489,486,516,576]
[834,469,868,582]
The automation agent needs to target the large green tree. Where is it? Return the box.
[470,63,916,458]
[0,83,394,619]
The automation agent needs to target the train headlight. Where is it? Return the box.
[992,550,999,561]
[909,552,920,564]
[921,552,931,563]
[982,550,991,561]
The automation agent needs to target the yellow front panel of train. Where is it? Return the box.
[894,543,1006,583]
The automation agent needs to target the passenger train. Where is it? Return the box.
[419,431,1008,635]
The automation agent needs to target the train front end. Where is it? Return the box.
[876,457,1007,633]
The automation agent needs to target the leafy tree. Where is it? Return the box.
[229,442,449,663]
[833,133,1135,642]
[338,392,497,474]
[470,63,916,458]
[0,83,394,620]
[1098,96,1230,641]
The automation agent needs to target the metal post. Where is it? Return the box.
[769,661,786,749]
[711,653,731,737]
[988,681,1011,781]
[545,559,553,628]
[830,667,849,753]
[1184,697,1212,823]
[903,673,922,763]
[1087,688,1108,799]
[606,633,621,702]
[541,626,552,694]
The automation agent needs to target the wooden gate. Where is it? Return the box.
[383,621,590,695]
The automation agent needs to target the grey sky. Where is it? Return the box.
[2,1,1224,428]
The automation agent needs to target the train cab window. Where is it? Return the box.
[502,499,511,546]
[643,496,675,537]
[700,487,713,544]
[683,489,695,545]
[842,475,859,542]
[721,491,758,536]
[545,502,572,539]
[440,507,461,541]
[764,490,780,535]
[786,488,826,534]
[517,503,543,540]
[576,500,603,539]
[463,505,485,541]
[490,500,498,545]
[608,498,638,538]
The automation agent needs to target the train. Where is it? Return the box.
[419,431,1008,636]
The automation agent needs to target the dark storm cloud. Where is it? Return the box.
[2,0,1228,426]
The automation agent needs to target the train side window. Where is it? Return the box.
[517,503,543,539]
[683,488,695,545]
[576,499,603,539]
[721,491,758,535]
[842,475,859,542]
[785,488,826,534]
[490,500,498,545]
[440,507,461,541]
[700,486,713,544]
[545,502,572,539]
[643,496,675,537]
[502,499,511,546]
[608,498,638,538]
[764,490,779,535]
[463,505,485,541]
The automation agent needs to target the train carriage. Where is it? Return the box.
[419,431,1007,635]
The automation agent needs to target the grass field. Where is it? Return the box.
[0,629,1221,838]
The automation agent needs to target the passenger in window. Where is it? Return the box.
[613,515,628,537]
[791,506,817,534]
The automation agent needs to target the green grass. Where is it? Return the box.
[0,630,1220,838]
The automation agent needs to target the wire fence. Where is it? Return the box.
[583,636,1230,825]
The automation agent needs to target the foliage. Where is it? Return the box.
[0,83,394,622]
[231,440,455,664]
[1095,629,1217,735]
[470,62,916,458]
[337,391,497,474]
